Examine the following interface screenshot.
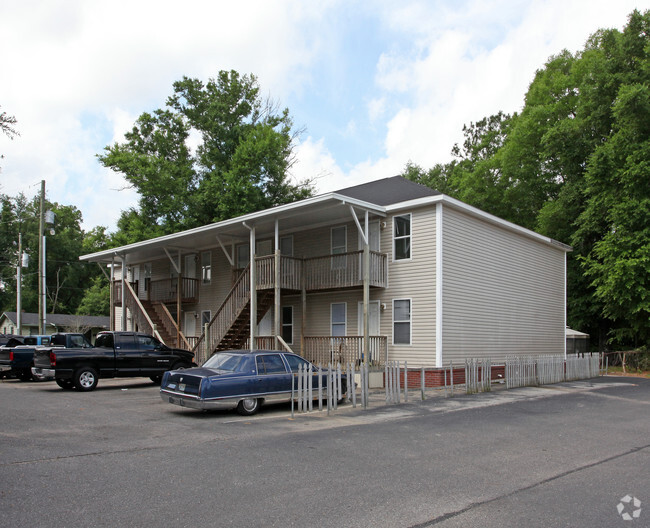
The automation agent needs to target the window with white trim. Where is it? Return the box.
[201,251,212,284]
[393,299,411,345]
[331,303,346,337]
[394,214,412,260]
[331,226,347,269]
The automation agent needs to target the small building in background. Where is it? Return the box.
[566,327,589,355]
[0,312,110,341]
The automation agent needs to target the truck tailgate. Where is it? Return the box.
[33,348,53,368]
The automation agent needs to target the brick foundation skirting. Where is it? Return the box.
[384,365,506,388]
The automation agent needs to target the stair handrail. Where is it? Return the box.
[157,302,192,350]
[191,264,251,358]
[123,280,165,343]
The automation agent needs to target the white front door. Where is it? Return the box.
[258,309,272,336]
[184,312,196,337]
[358,300,380,335]
[184,254,196,278]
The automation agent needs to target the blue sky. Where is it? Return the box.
[0,0,643,231]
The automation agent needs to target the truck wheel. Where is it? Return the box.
[171,362,191,371]
[55,378,75,390]
[74,367,98,391]
[150,375,162,384]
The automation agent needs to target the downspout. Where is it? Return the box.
[243,222,256,350]
[120,254,126,331]
[274,219,281,351]
[109,258,115,331]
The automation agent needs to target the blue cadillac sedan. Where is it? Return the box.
[160,350,343,415]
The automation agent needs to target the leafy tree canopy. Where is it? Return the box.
[403,9,650,348]
[100,70,314,244]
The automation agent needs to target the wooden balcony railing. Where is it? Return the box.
[248,251,388,292]
[303,336,388,366]
[149,277,199,304]
[113,278,199,305]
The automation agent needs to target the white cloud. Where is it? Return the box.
[0,0,642,232]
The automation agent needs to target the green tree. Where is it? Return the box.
[100,70,314,243]
[76,275,110,316]
[402,9,650,348]
[0,105,19,169]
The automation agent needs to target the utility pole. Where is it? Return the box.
[38,180,45,335]
[17,233,22,334]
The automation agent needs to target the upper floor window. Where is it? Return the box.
[201,251,211,284]
[331,226,347,255]
[394,214,412,260]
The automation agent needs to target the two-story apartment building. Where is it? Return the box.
[80,177,571,367]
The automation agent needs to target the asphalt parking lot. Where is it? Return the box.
[0,375,648,527]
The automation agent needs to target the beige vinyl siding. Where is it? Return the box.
[381,207,437,366]
[442,206,565,363]
[292,221,359,259]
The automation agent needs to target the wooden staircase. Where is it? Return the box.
[216,291,274,350]
[191,264,275,363]
[141,300,176,346]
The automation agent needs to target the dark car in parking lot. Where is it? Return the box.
[160,350,346,415]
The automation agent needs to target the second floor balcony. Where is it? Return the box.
[114,250,388,306]
[251,250,388,292]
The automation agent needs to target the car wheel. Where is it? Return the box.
[236,398,260,416]
[74,367,98,391]
[55,378,74,390]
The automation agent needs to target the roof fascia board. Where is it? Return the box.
[386,194,572,252]
[80,193,386,263]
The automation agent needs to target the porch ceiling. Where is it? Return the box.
[80,193,386,265]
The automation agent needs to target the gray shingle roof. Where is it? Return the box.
[1,312,110,329]
[334,176,441,206]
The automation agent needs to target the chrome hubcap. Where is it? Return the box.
[79,372,95,388]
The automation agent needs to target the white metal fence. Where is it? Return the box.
[506,353,601,389]
[289,354,602,416]
[291,362,372,416]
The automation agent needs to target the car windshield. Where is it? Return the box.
[203,353,244,372]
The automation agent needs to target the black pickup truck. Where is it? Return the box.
[1,333,91,381]
[32,331,196,391]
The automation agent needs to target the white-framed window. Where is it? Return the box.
[331,226,347,254]
[331,303,347,337]
[393,214,412,261]
[201,251,212,284]
[331,226,347,269]
[281,306,293,344]
[201,310,211,327]
[393,299,411,345]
